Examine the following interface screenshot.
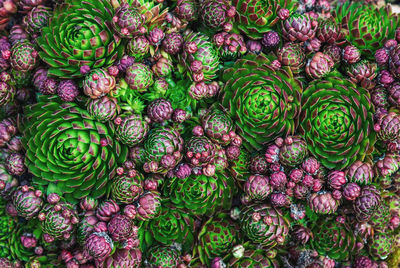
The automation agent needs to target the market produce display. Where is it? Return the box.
[0,0,400,267]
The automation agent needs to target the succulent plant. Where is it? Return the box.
[345,60,377,90]
[4,152,26,176]
[309,192,339,214]
[22,95,128,201]
[138,126,183,174]
[196,213,239,264]
[139,203,195,252]
[85,232,114,261]
[0,163,18,200]
[375,111,400,142]
[57,79,79,102]
[389,45,400,79]
[18,0,45,13]
[0,258,13,268]
[277,42,306,73]
[39,202,78,241]
[0,81,15,107]
[311,216,360,261]
[2,0,399,266]
[233,0,297,40]
[82,68,116,99]
[3,223,35,262]
[12,186,43,219]
[240,203,290,249]
[185,135,215,167]
[369,202,391,232]
[23,5,51,35]
[180,31,220,82]
[115,113,149,147]
[214,32,247,60]
[162,32,184,55]
[126,36,150,61]
[110,172,144,204]
[200,0,234,31]
[346,160,373,185]
[125,63,154,92]
[353,186,381,222]
[316,18,341,44]
[342,45,361,64]
[282,14,317,42]
[279,136,308,166]
[108,214,137,242]
[146,98,173,123]
[335,2,399,59]
[136,191,162,221]
[111,3,145,38]
[123,0,168,31]
[305,52,334,79]
[299,71,375,170]
[87,96,120,123]
[37,0,123,78]
[164,172,236,216]
[200,108,234,146]
[244,174,272,201]
[368,233,394,260]
[221,53,302,151]
[145,246,180,268]
[10,41,38,72]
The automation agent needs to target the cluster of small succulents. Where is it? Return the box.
[0,0,399,267]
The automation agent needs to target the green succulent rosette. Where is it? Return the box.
[163,172,236,216]
[369,233,394,260]
[37,0,123,78]
[299,71,375,170]
[110,172,144,204]
[139,202,195,253]
[140,126,184,174]
[195,213,240,265]
[233,0,298,40]
[369,202,392,232]
[221,53,302,151]
[146,245,180,267]
[40,202,78,240]
[179,31,220,82]
[240,203,290,249]
[311,216,360,261]
[22,95,128,202]
[335,2,399,59]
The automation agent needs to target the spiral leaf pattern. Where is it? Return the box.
[22,95,128,201]
[299,71,375,170]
